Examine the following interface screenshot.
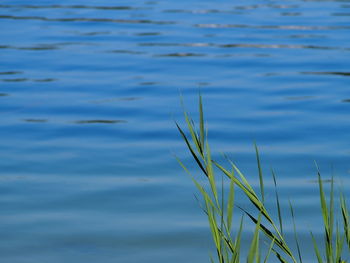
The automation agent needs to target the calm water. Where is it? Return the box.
[0,0,349,262]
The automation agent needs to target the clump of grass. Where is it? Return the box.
[176,96,350,263]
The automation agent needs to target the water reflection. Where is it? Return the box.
[68,31,111,36]
[0,71,22,75]
[135,32,161,36]
[0,4,142,10]
[285,96,315,101]
[1,78,56,82]
[139,82,158,85]
[34,78,56,82]
[155,52,205,57]
[302,72,350,77]
[73,120,127,124]
[88,97,140,104]
[140,42,348,51]
[195,23,350,30]
[1,78,28,82]
[0,15,175,25]
[108,50,146,55]
[163,9,239,14]
[0,44,58,50]
[23,119,48,123]
[280,12,302,16]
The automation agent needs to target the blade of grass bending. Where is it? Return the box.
[271,248,289,263]
[215,160,293,261]
[239,207,294,259]
[329,175,335,262]
[226,159,256,196]
[204,188,223,263]
[176,156,217,214]
[206,140,219,206]
[184,110,204,158]
[220,175,225,260]
[191,177,217,213]
[179,96,204,157]
[176,122,208,177]
[340,193,350,250]
[247,214,261,263]
[254,143,264,203]
[311,232,323,263]
[272,169,283,236]
[199,94,205,151]
[227,169,235,232]
[232,215,244,263]
[194,194,210,216]
[219,230,235,254]
[263,238,275,263]
[205,197,221,253]
[289,200,303,263]
[214,162,269,222]
[225,159,280,230]
[178,152,215,213]
[175,155,218,209]
[316,164,332,261]
[335,224,345,263]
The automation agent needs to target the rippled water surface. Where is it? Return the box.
[0,0,350,262]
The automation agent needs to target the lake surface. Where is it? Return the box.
[0,0,349,262]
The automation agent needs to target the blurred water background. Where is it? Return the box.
[0,0,349,262]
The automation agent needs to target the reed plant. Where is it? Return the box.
[176,96,350,263]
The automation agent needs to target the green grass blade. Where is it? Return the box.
[240,207,293,259]
[247,214,261,263]
[254,143,264,203]
[289,200,303,263]
[233,215,244,263]
[316,165,332,262]
[329,175,335,262]
[199,94,205,150]
[215,160,295,262]
[206,140,219,206]
[272,169,283,236]
[184,110,203,158]
[214,161,272,224]
[335,224,345,263]
[271,248,289,263]
[340,194,350,250]
[176,122,208,177]
[311,232,323,263]
[227,169,235,232]
[264,238,275,263]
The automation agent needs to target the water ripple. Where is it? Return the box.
[0,4,144,10]
[140,42,348,51]
[0,15,175,25]
[195,23,350,30]
[23,119,48,123]
[73,120,127,124]
[302,71,350,77]
[0,71,22,75]
[155,53,205,57]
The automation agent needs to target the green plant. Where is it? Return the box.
[176,96,349,263]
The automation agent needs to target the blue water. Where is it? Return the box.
[0,1,349,262]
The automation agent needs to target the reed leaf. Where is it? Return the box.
[289,200,302,263]
[272,169,283,237]
[254,143,264,203]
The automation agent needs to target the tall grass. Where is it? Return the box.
[176,96,350,263]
